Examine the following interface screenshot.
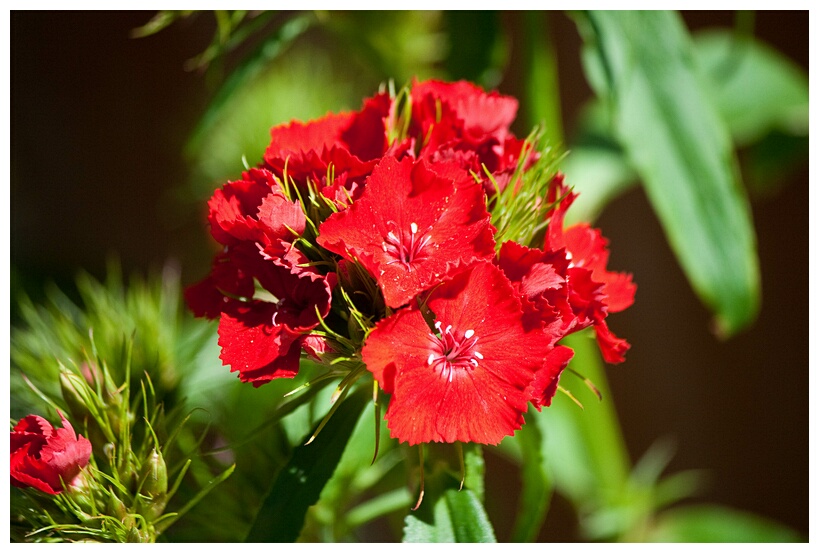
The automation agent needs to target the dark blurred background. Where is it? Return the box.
[10,11,808,539]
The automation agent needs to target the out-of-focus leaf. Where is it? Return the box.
[318,11,446,85]
[244,385,369,542]
[743,131,809,198]
[576,10,761,337]
[187,13,318,157]
[509,413,553,542]
[403,489,497,543]
[536,332,631,510]
[443,11,504,86]
[693,29,808,146]
[646,504,803,542]
[520,11,564,148]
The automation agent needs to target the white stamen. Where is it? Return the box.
[474,351,484,359]
[445,324,452,335]
[410,222,418,234]
[434,321,442,331]
[427,353,435,365]
[387,231,399,242]
[470,359,479,366]
[464,329,475,339]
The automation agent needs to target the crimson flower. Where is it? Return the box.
[317,155,496,308]
[544,174,636,363]
[10,413,92,495]
[362,261,562,445]
[408,79,533,196]
[187,242,336,386]
[263,92,392,206]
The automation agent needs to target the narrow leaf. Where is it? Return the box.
[244,385,369,542]
[577,10,761,336]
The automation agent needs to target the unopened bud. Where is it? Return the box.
[60,371,93,423]
[106,489,128,520]
[140,449,167,497]
[138,449,168,521]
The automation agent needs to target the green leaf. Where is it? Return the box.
[576,10,761,337]
[244,385,370,542]
[693,29,808,146]
[403,489,497,543]
[509,413,553,542]
[647,504,804,542]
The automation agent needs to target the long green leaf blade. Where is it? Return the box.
[244,385,369,542]
[577,10,761,336]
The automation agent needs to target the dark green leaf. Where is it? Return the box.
[403,489,497,543]
[576,11,761,336]
[647,504,804,542]
[244,385,369,542]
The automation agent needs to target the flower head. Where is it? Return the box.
[10,412,92,495]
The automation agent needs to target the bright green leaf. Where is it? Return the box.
[576,10,761,336]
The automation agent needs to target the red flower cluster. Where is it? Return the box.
[10,413,92,495]
[187,79,635,445]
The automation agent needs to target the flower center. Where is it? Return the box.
[381,221,432,270]
[426,321,483,382]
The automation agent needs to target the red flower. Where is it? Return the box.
[10,413,92,495]
[408,79,532,196]
[362,261,559,445]
[189,242,336,386]
[263,92,392,204]
[545,173,636,363]
[317,155,496,308]
[205,167,306,252]
[410,79,518,149]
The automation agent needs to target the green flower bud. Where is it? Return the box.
[137,449,168,521]
[59,371,93,423]
[140,449,168,497]
[106,488,128,520]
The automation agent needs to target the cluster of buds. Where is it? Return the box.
[9,352,212,543]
